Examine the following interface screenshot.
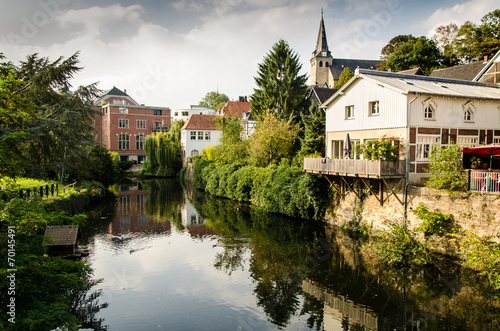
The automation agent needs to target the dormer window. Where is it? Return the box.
[423,98,437,120]
[424,105,434,119]
[463,102,475,123]
[321,51,327,57]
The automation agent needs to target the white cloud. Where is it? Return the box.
[421,0,499,37]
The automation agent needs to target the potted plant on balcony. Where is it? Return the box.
[470,156,481,169]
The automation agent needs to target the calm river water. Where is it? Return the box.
[79,178,500,330]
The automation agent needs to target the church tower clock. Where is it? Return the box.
[310,10,333,87]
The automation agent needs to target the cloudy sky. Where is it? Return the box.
[0,0,498,109]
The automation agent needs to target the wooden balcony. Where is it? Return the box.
[303,158,406,178]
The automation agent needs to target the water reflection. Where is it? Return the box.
[80,179,500,330]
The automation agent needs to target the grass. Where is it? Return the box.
[1,177,83,201]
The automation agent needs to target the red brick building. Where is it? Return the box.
[93,87,171,163]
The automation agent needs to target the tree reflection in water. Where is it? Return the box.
[190,186,500,330]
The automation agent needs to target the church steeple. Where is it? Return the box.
[313,9,331,58]
[310,9,333,87]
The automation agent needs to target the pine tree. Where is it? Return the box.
[299,102,325,158]
[251,39,308,123]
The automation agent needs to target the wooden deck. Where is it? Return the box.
[303,158,405,178]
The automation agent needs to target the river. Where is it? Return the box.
[78,178,500,330]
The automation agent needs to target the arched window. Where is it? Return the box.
[463,102,475,122]
[118,134,129,150]
[319,61,323,67]
[325,62,329,67]
[423,98,437,120]
[191,149,199,157]
[424,105,434,119]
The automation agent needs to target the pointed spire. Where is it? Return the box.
[313,9,331,58]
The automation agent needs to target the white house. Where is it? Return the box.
[322,68,500,183]
[172,105,216,123]
[180,115,222,165]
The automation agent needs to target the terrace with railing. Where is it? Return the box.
[303,158,406,178]
[469,170,500,193]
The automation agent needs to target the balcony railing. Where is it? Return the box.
[469,170,500,193]
[303,158,406,178]
[152,126,171,132]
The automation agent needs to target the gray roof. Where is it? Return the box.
[313,12,331,58]
[430,62,487,81]
[324,69,500,106]
[310,86,338,105]
[329,58,380,80]
[360,69,500,100]
[43,225,79,246]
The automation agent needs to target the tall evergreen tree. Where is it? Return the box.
[251,39,308,123]
[299,102,325,159]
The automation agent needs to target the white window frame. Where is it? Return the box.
[191,149,199,157]
[118,119,129,128]
[205,131,211,141]
[137,120,146,129]
[331,140,344,159]
[416,135,440,160]
[136,134,145,150]
[198,131,204,140]
[119,107,128,114]
[190,131,196,140]
[345,105,354,119]
[457,136,478,148]
[369,101,379,116]
[423,98,437,120]
[118,134,130,150]
[463,103,476,123]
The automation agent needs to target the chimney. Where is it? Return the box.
[484,55,489,63]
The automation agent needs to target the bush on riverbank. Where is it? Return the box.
[193,161,329,220]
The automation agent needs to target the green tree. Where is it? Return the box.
[0,52,99,181]
[455,9,500,63]
[333,67,353,89]
[385,36,442,74]
[213,115,249,164]
[426,143,466,191]
[298,102,325,159]
[199,91,229,110]
[251,39,309,123]
[248,110,299,167]
[377,34,417,70]
[143,119,184,177]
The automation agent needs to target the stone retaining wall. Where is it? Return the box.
[326,186,500,239]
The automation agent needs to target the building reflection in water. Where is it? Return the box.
[302,279,378,331]
[181,192,216,238]
[110,182,171,235]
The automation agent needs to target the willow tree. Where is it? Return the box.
[143,120,184,177]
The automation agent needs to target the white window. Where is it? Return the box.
[345,105,354,119]
[198,131,203,140]
[463,104,475,122]
[424,105,434,119]
[205,132,211,140]
[190,132,196,140]
[416,136,440,160]
[136,134,145,150]
[137,120,146,129]
[457,137,478,148]
[369,101,379,116]
[191,149,199,156]
[494,137,500,144]
[119,107,128,114]
[118,119,129,128]
[118,134,130,150]
[332,140,344,159]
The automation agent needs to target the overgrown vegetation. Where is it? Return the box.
[194,162,329,220]
[412,203,454,237]
[0,199,106,330]
[426,143,467,192]
[142,119,184,177]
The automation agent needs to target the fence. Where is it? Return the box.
[469,171,500,193]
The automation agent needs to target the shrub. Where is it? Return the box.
[412,203,454,237]
[369,222,428,266]
[193,159,213,190]
[426,143,466,191]
[460,232,500,289]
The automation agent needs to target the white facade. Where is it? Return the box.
[172,105,215,123]
[324,69,500,183]
[180,128,222,164]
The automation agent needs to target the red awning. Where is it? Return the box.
[462,144,500,156]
